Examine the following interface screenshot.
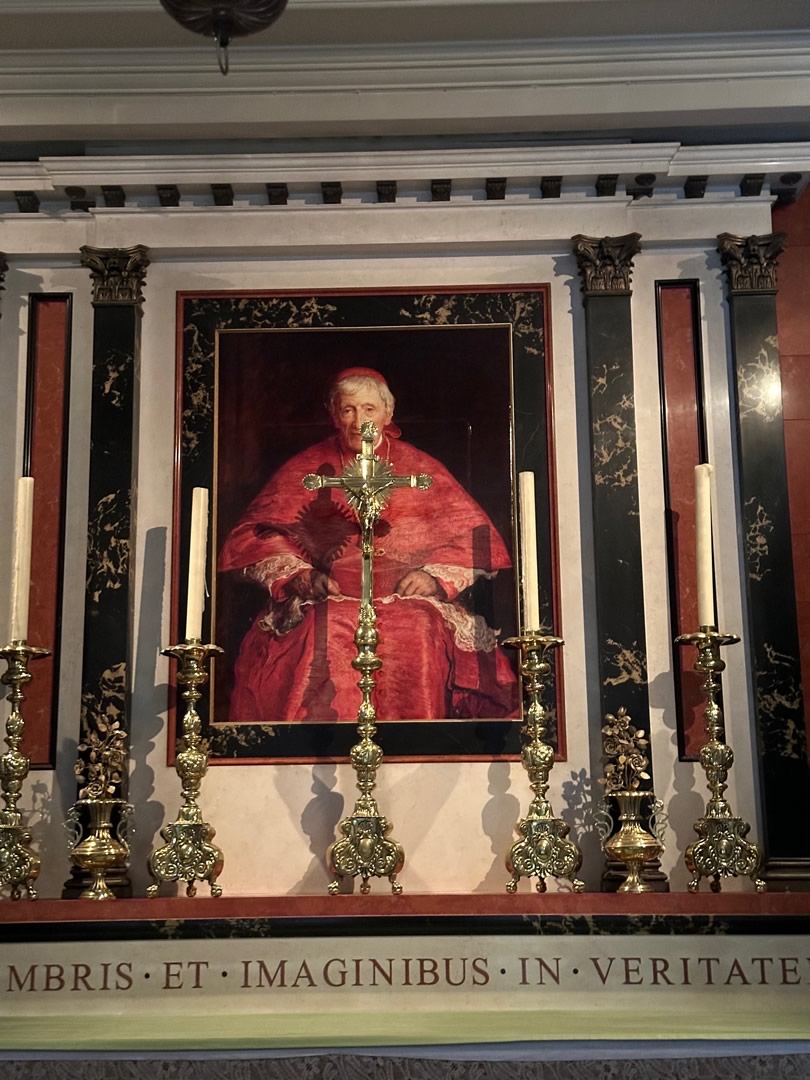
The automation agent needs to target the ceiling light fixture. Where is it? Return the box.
[160,1,289,76]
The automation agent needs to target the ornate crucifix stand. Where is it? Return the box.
[303,420,432,894]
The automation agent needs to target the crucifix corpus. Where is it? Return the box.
[303,419,432,894]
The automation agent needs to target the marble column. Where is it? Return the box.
[572,233,666,890]
[63,246,149,899]
[718,232,810,884]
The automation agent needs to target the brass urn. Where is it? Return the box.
[603,790,662,894]
[67,799,130,901]
[597,707,666,894]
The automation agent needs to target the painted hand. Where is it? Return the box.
[395,569,443,598]
[287,569,341,601]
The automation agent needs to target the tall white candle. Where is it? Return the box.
[9,476,35,642]
[185,487,209,642]
[695,463,716,629]
[518,471,542,631]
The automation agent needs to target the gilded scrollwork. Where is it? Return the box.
[717,232,785,294]
[572,233,642,295]
[80,245,150,305]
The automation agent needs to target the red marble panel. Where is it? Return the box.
[658,284,704,759]
[773,246,810,356]
[784,420,810,530]
[780,354,810,422]
[774,189,810,246]
[24,297,71,767]
[793,534,810,604]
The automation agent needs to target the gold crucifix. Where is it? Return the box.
[303,420,432,894]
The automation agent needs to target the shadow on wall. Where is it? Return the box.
[474,761,521,893]
[649,668,704,891]
[129,526,169,895]
[293,764,345,893]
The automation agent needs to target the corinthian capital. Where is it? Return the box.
[80,245,150,305]
[571,233,642,296]
[717,233,785,295]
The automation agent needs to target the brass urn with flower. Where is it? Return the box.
[66,715,132,901]
[596,707,664,894]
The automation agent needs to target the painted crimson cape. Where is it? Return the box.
[218,434,518,722]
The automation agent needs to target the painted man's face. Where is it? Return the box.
[334,386,393,451]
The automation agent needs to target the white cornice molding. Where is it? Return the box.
[0,31,808,140]
[0,198,775,258]
[669,143,810,175]
[0,143,802,192]
[35,145,681,187]
[0,0,627,10]
[2,32,810,87]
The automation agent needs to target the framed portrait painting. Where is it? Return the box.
[173,285,562,763]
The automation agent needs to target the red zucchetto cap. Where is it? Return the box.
[329,367,401,438]
[332,366,389,386]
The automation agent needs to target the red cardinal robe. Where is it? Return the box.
[218,434,519,722]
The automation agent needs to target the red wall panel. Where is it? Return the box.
[24,295,71,767]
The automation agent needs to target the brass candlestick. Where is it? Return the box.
[503,633,584,893]
[304,420,431,895]
[0,641,49,900]
[147,640,224,898]
[676,626,765,893]
[595,706,664,894]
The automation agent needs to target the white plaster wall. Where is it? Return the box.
[0,192,774,897]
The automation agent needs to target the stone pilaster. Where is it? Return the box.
[572,233,666,891]
[63,246,149,899]
[718,231,810,885]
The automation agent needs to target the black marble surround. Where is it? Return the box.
[718,233,810,881]
[178,288,556,762]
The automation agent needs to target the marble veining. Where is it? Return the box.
[99,346,133,410]
[737,338,782,424]
[756,643,805,760]
[85,489,130,604]
[602,638,647,687]
[744,497,774,583]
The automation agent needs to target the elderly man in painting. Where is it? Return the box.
[218,367,518,722]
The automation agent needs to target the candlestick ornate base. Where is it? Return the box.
[327,604,404,895]
[0,642,49,900]
[676,626,765,893]
[147,641,224,898]
[503,633,584,894]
